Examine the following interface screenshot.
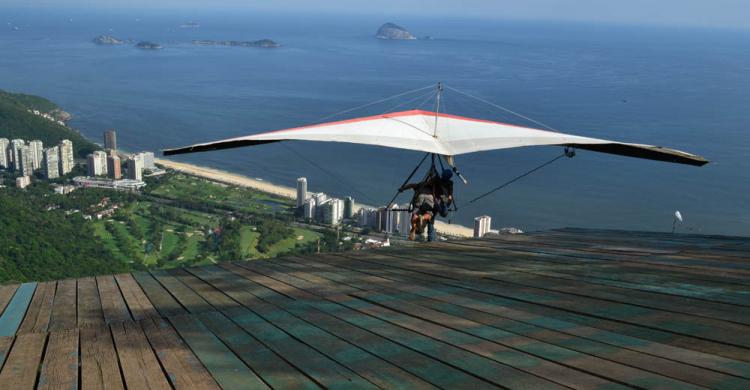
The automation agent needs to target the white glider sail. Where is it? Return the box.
[163,109,708,166]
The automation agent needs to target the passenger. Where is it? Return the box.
[399,175,435,240]
[427,169,454,241]
[400,169,454,241]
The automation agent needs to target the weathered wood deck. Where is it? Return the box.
[0,228,748,389]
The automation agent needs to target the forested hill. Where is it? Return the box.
[0,186,133,283]
[0,90,98,158]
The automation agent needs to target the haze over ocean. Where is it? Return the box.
[2,7,748,235]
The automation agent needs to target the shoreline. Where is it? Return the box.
[155,158,474,237]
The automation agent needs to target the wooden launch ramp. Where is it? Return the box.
[0,228,748,389]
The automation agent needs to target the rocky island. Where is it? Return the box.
[192,39,280,48]
[375,23,416,40]
[135,41,162,50]
[92,35,127,45]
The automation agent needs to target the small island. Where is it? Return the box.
[376,23,416,40]
[92,35,126,45]
[192,39,280,48]
[135,41,162,50]
[180,21,200,28]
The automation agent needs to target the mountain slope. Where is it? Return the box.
[0,90,98,158]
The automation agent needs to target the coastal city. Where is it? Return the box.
[1,129,496,241]
[1,129,162,193]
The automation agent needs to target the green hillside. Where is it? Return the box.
[0,90,98,158]
[0,186,133,283]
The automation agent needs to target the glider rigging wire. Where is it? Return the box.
[465,150,573,206]
[445,85,562,133]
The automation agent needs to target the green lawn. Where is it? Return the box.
[180,234,201,262]
[161,230,180,257]
[239,226,261,259]
[91,221,128,263]
[149,173,292,214]
[264,228,321,257]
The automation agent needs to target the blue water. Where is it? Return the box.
[2,7,749,236]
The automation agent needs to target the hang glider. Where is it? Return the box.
[163,109,708,166]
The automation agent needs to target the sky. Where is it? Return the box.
[6,0,750,29]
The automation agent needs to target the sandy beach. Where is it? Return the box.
[156,158,474,237]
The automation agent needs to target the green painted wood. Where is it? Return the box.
[236,264,513,389]
[0,283,36,336]
[335,251,750,360]
[356,290,702,389]
[151,270,212,314]
[169,314,269,390]
[131,272,186,317]
[187,266,378,390]
[285,255,750,389]
[196,311,321,390]
[281,254,750,380]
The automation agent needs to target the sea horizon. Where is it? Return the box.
[2,7,748,236]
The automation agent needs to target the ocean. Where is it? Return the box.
[1,7,748,236]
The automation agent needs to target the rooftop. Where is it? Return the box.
[0,228,748,389]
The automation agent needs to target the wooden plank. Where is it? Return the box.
[354,290,700,389]
[131,272,186,317]
[111,321,171,390]
[150,270,212,314]
[114,273,159,320]
[96,275,131,324]
[17,282,55,334]
[49,279,77,331]
[0,336,13,370]
[77,276,104,327]
[0,284,19,316]
[80,324,124,390]
[237,262,607,389]
[0,283,37,336]
[140,318,221,390]
[402,247,750,318]
[37,329,79,390]
[0,332,46,389]
[196,311,319,390]
[187,267,378,389]
[320,255,750,379]
[338,251,750,361]
[169,314,269,390]
[289,255,750,388]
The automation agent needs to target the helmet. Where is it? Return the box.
[441,168,453,181]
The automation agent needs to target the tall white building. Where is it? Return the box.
[323,198,344,226]
[28,140,43,170]
[358,207,377,229]
[397,210,412,236]
[344,196,354,219]
[58,139,74,175]
[385,203,400,234]
[140,151,156,170]
[127,154,143,181]
[473,215,492,238]
[87,151,108,176]
[0,138,9,168]
[9,139,25,171]
[296,177,307,208]
[97,151,108,176]
[18,145,34,177]
[303,198,316,220]
[43,146,60,179]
